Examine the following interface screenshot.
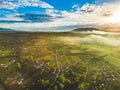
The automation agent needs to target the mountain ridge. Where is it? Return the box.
[72,28,100,32]
[0,28,16,32]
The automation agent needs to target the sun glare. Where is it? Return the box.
[109,7,120,23]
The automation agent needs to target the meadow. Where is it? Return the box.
[0,32,120,90]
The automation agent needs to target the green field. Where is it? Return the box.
[0,32,120,90]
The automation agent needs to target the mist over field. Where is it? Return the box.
[0,0,120,90]
[61,34,120,46]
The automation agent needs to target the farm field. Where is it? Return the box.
[0,32,120,90]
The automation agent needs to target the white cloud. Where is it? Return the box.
[17,0,54,8]
[0,2,120,31]
[46,9,58,14]
[72,5,79,9]
[57,2,120,28]
[81,3,96,12]
[0,1,19,9]
[0,0,53,9]
[0,13,24,21]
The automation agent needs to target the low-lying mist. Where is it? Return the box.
[60,33,120,47]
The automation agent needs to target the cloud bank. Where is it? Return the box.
[0,0,120,31]
[0,0,53,9]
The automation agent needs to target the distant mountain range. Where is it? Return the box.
[72,28,100,32]
[0,27,119,32]
[72,28,120,32]
[0,27,100,32]
[0,28,16,32]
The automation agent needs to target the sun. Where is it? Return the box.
[109,7,120,23]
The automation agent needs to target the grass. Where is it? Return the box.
[0,32,120,90]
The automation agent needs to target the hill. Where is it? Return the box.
[72,28,100,32]
[0,28,16,32]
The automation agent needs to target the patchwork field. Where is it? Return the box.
[0,32,120,90]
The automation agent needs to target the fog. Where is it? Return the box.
[60,33,120,47]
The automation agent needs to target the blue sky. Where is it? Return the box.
[0,0,120,31]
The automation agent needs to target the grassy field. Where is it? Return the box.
[0,32,120,90]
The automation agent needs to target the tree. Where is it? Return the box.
[16,62,21,69]
[57,74,66,84]
[78,83,85,90]
[59,83,64,89]
[53,85,58,90]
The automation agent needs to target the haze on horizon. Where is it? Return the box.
[0,0,120,31]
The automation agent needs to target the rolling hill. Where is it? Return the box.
[0,28,16,32]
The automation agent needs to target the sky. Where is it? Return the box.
[0,0,120,31]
